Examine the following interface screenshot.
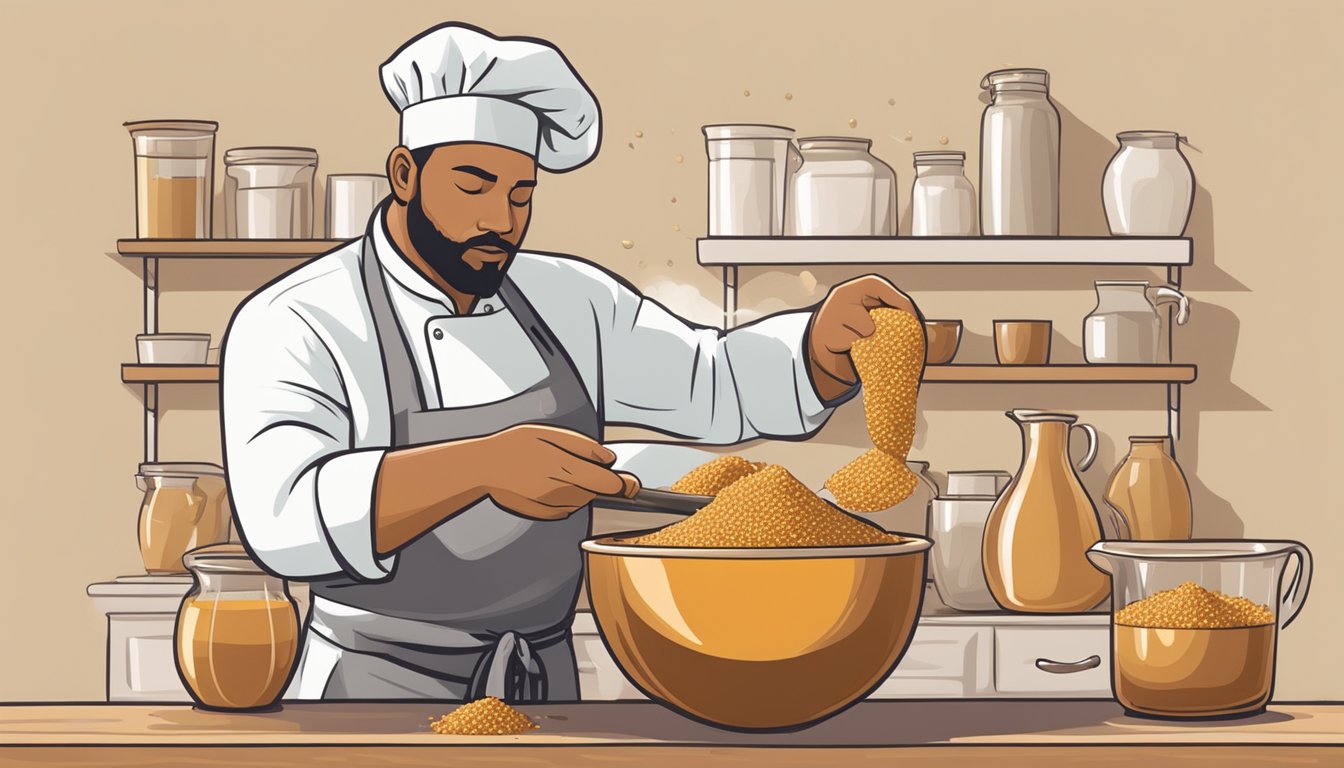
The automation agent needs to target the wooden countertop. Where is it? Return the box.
[0,701,1339,766]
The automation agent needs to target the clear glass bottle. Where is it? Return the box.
[911,151,977,236]
[176,544,300,711]
[983,410,1109,612]
[1102,131,1195,236]
[786,137,897,236]
[979,69,1060,235]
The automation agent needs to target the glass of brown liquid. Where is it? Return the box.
[175,544,300,711]
[1087,540,1311,719]
[126,120,217,238]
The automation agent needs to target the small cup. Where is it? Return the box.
[924,320,962,365]
[994,320,1051,365]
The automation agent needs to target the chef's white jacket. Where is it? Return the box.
[222,211,848,583]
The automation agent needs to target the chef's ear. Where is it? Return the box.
[387,146,419,204]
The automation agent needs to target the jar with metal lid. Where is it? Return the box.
[911,151,977,236]
[175,544,300,711]
[787,137,897,236]
[979,69,1060,235]
[125,120,218,238]
[224,147,319,238]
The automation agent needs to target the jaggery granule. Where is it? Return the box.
[1115,582,1274,629]
[848,308,924,458]
[824,448,918,513]
[671,456,765,495]
[630,465,900,548]
[428,697,539,735]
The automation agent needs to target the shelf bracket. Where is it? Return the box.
[144,383,158,464]
[721,265,739,329]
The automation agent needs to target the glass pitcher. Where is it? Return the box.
[1083,280,1190,364]
[703,124,803,235]
[175,544,301,711]
[1087,540,1312,719]
[983,410,1109,612]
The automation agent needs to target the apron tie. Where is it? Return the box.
[470,630,547,702]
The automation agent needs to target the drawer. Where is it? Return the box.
[994,626,1111,695]
[870,626,991,698]
[573,634,645,701]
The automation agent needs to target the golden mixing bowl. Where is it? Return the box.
[581,535,931,731]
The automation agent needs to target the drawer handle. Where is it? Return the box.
[1035,655,1101,674]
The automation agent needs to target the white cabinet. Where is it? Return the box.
[870,626,993,698]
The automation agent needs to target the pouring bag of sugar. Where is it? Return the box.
[825,308,926,513]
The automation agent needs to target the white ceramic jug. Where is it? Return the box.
[1102,131,1195,236]
[1083,280,1190,364]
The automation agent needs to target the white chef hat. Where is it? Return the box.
[380,23,601,172]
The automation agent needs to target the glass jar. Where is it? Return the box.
[175,544,300,711]
[911,151,977,236]
[326,174,390,239]
[1102,131,1195,236]
[224,147,319,238]
[979,69,1060,235]
[1103,436,1192,540]
[1089,540,1312,719]
[137,463,232,574]
[786,137,897,236]
[126,120,217,238]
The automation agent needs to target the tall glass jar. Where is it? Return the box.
[175,544,300,711]
[911,151,977,236]
[224,147,319,239]
[126,120,217,238]
[979,69,1060,235]
[786,137,897,236]
[1102,131,1195,236]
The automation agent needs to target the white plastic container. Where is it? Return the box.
[137,334,210,364]
[979,68,1060,235]
[787,137,897,236]
[326,174,390,239]
[224,147,319,239]
[702,124,801,236]
[911,151,977,236]
[1102,131,1195,236]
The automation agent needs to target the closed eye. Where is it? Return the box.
[455,183,486,195]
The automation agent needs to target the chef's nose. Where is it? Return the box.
[476,200,514,236]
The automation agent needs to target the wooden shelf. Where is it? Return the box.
[697,236,1192,266]
[923,364,1196,384]
[122,363,1196,386]
[122,365,219,383]
[117,239,345,259]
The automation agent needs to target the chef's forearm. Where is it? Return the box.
[373,439,488,555]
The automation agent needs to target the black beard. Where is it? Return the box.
[404,193,518,297]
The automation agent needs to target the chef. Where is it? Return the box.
[222,22,919,703]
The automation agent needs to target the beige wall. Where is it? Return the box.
[1,0,1340,700]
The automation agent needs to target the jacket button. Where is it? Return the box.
[432,328,444,340]
[482,303,494,314]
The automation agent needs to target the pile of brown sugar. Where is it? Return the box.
[1115,581,1275,629]
[671,455,765,495]
[630,465,901,548]
[428,696,540,735]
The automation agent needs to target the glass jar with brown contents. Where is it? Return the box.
[1088,541,1311,719]
[175,544,300,711]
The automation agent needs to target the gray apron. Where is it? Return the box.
[297,236,598,702]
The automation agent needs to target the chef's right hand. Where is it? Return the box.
[478,425,624,520]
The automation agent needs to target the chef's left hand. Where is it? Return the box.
[806,275,921,402]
